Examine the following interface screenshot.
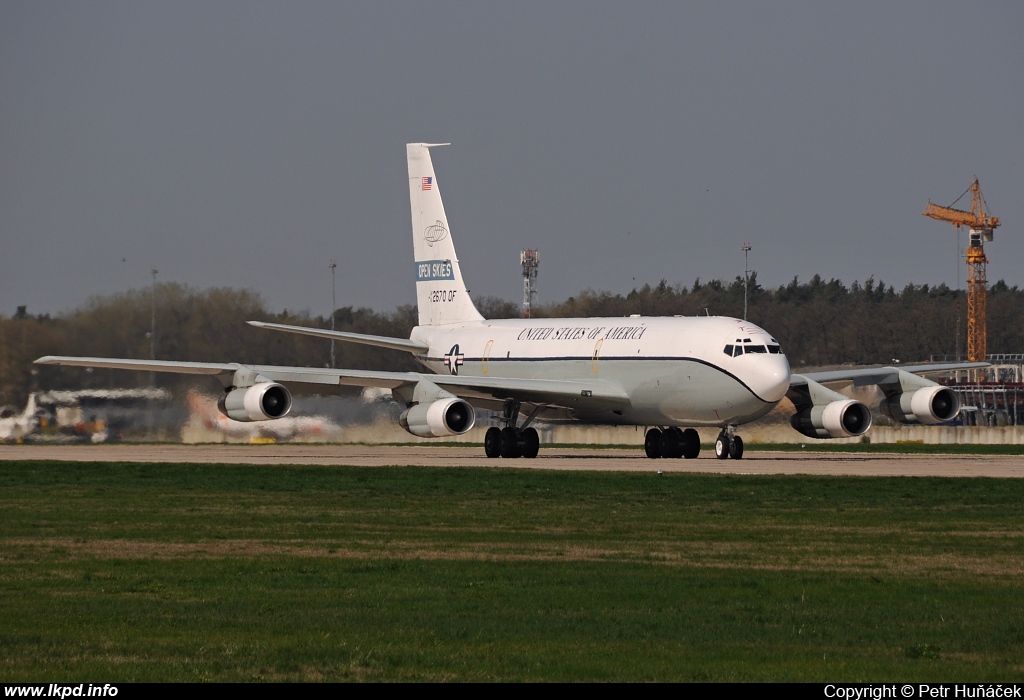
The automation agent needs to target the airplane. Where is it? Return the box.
[36,143,981,459]
[0,393,43,441]
[0,388,172,443]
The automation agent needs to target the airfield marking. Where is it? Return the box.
[1,444,1022,477]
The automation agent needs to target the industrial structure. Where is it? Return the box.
[521,248,539,318]
[924,179,1000,362]
[936,354,1024,427]
[922,179,1016,427]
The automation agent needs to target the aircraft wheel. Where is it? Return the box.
[661,427,683,459]
[484,427,501,458]
[520,427,540,459]
[681,429,701,459]
[499,427,521,459]
[715,434,731,460]
[644,428,662,459]
[730,436,744,460]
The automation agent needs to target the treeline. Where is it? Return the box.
[537,274,1024,367]
[2,276,1023,407]
[0,284,421,408]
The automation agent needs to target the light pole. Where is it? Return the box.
[740,243,751,320]
[148,267,158,437]
[329,259,337,368]
[150,267,158,361]
[149,267,158,391]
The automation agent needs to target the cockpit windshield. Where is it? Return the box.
[723,342,784,357]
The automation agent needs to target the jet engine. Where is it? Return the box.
[880,385,959,426]
[399,397,476,438]
[217,383,293,422]
[791,399,872,439]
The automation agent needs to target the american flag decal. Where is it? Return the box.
[421,177,433,191]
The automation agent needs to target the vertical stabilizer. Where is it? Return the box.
[407,143,484,326]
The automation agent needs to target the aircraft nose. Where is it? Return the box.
[750,355,791,403]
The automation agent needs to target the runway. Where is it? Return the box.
[1,443,1022,477]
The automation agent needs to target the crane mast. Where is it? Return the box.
[924,179,1000,362]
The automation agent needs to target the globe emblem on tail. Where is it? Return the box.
[424,220,448,247]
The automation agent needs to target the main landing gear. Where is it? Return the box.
[484,425,539,459]
[643,427,745,460]
[484,400,540,459]
[644,427,701,459]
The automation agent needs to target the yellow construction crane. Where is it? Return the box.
[924,179,1000,362]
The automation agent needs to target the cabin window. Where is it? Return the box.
[746,345,767,353]
[723,345,734,356]
[767,345,783,354]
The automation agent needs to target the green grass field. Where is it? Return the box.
[380,441,1024,455]
[1,461,1022,681]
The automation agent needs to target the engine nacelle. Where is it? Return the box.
[880,385,959,425]
[217,383,293,422]
[399,397,476,438]
[791,399,872,439]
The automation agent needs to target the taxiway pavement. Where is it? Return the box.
[0,444,1021,477]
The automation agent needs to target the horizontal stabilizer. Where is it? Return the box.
[247,321,429,354]
[35,356,236,376]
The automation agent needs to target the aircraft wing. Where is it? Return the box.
[238,365,631,412]
[783,361,985,439]
[791,361,988,388]
[388,373,631,411]
[35,356,631,412]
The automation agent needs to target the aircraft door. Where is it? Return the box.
[482,339,494,374]
[591,338,603,374]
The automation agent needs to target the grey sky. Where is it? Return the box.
[2,2,1021,318]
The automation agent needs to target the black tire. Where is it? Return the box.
[661,427,683,459]
[644,428,662,459]
[681,428,701,459]
[520,427,540,459]
[715,435,731,460]
[499,426,521,459]
[730,436,744,460]
[484,427,501,458]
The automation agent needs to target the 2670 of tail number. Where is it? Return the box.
[429,290,457,303]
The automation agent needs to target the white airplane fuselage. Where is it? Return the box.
[412,315,791,427]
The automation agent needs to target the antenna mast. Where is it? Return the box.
[740,242,752,320]
[521,249,539,318]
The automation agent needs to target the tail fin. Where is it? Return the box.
[22,393,37,419]
[407,143,484,326]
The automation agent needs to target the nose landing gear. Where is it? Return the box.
[714,427,744,460]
